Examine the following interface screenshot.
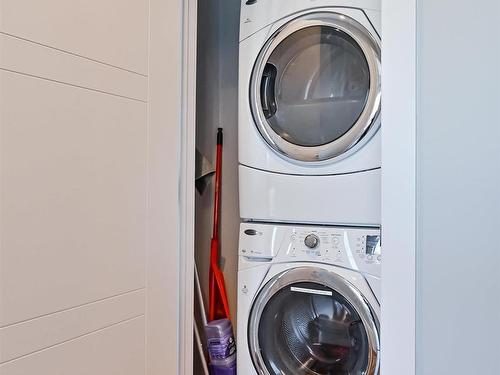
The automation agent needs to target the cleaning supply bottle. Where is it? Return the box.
[205,319,236,374]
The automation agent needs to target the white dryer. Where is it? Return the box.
[237,222,381,375]
[239,0,381,225]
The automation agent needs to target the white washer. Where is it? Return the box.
[239,0,381,225]
[237,222,381,375]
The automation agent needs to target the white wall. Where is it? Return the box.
[415,0,500,373]
[383,1,500,373]
[0,1,185,374]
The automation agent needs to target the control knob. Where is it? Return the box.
[304,234,320,249]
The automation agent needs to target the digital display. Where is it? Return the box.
[366,235,381,256]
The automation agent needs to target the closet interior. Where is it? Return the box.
[194,1,240,373]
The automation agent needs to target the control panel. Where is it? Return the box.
[239,223,381,277]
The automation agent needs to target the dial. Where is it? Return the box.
[304,234,320,249]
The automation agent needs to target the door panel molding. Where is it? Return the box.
[380,1,417,374]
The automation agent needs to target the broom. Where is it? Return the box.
[208,128,231,321]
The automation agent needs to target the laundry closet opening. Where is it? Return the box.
[194,1,240,373]
[193,1,382,374]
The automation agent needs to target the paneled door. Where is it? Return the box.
[0,0,186,374]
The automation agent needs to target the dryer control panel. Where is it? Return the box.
[239,222,381,277]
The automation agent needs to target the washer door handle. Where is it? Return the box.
[260,63,277,119]
[243,255,273,262]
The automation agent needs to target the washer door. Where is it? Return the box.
[248,267,379,375]
[250,12,381,162]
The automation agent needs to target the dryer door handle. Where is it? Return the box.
[260,63,277,119]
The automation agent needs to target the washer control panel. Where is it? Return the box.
[239,223,381,277]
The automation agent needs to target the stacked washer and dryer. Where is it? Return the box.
[236,1,382,374]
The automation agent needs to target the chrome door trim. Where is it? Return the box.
[248,266,380,375]
[250,12,381,163]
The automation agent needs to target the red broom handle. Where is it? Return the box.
[212,128,223,239]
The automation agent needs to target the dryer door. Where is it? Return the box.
[248,267,379,375]
[250,12,381,163]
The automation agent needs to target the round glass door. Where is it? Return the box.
[250,12,381,162]
[248,268,379,375]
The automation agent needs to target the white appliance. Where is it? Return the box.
[237,222,381,375]
[239,0,381,225]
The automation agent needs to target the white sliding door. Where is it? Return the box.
[0,1,186,374]
[415,0,500,374]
